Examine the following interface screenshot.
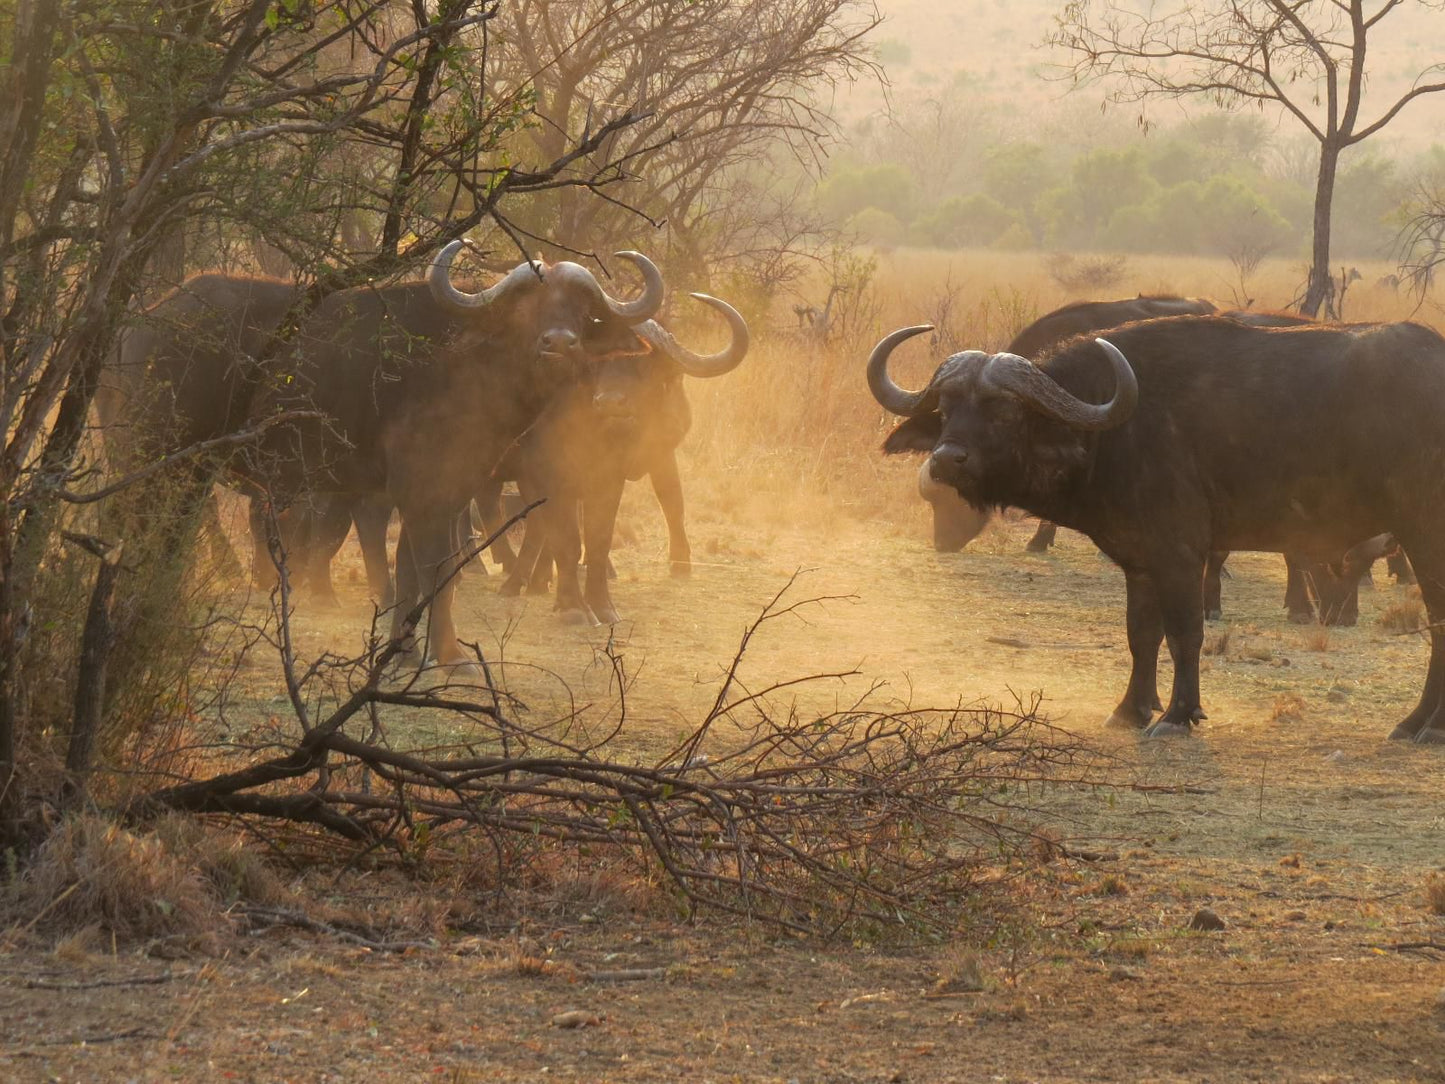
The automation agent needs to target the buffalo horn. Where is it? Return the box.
[597,251,666,322]
[980,338,1137,431]
[866,324,937,416]
[635,293,750,378]
[428,240,541,310]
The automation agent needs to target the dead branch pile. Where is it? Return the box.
[126,576,1082,938]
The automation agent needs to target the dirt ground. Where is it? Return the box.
[5,487,1445,1082]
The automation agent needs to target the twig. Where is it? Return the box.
[582,967,669,982]
[23,972,188,990]
[237,904,434,952]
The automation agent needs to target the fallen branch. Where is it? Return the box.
[236,904,434,953]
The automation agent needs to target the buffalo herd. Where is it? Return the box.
[103,247,1444,744]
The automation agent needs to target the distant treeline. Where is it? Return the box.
[816,88,1443,264]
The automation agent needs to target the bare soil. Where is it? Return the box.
[5,491,1445,1082]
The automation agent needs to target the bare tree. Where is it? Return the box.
[1049,1,1445,317]
[489,0,881,280]
[0,0,650,844]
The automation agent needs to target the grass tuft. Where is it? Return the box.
[1379,598,1427,634]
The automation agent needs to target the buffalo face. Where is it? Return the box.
[869,325,1138,511]
[428,242,665,372]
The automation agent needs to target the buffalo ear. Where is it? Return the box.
[882,412,942,454]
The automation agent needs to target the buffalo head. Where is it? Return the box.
[589,293,750,425]
[428,241,665,368]
[868,325,1137,509]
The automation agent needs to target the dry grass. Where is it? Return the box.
[2,814,287,949]
[3,815,224,948]
[1426,875,1445,916]
[1268,694,1308,725]
[1379,598,1427,635]
[1302,627,1332,652]
[1203,628,1232,657]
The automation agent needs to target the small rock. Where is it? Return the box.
[1324,749,1346,762]
[1326,689,1348,703]
[1108,966,1143,982]
[1284,910,1307,922]
[1189,907,1226,932]
[550,1010,601,1029]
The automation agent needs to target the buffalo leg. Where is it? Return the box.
[201,489,245,578]
[649,451,691,577]
[500,507,546,597]
[1282,554,1316,623]
[1107,570,1163,730]
[1143,559,1208,737]
[583,475,626,625]
[1025,520,1056,554]
[391,509,468,667]
[248,496,279,589]
[387,520,423,662]
[473,482,518,573]
[352,495,395,608]
[528,542,555,594]
[1388,549,1416,585]
[297,496,353,609]
[1202,550,1227,621]
[1390,540,1445,742]
[547,498,591,622]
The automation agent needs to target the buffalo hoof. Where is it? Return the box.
[671,560,692,579]
[426,657,485,683]
[1415,726,1445,746]
[558,605,598,627]
[1142,719,1193,738]
[1105,707,1151,730]
[1287,611,1316,625]
[498,577,525,598]
[1024,539,1050,555]
[308,590,341,612]
[1204,608,1222,622]
[1388,718,1425,740]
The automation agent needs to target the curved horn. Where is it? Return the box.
[980,338,1137,431]
[866,325,936,416]
[599,250,665,322]
[635,294,749,378]
[428,241,542,311]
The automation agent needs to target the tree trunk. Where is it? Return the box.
[1300,141,1341,318]
[66,540,125,795]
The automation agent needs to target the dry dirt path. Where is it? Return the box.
[5,502,1444,1082]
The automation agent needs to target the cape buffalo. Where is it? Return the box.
[491,297,749,623]
[249,241,675,666]
[868,315,1445,743]
[922,295,1217,555]
[97,275,383,603]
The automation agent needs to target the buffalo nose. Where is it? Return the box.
[593,389,629,417]
[931,447,967,477]
[539,329,579,354]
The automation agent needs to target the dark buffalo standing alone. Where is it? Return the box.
[921,295,1218,555]
[868,315,1445,743]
